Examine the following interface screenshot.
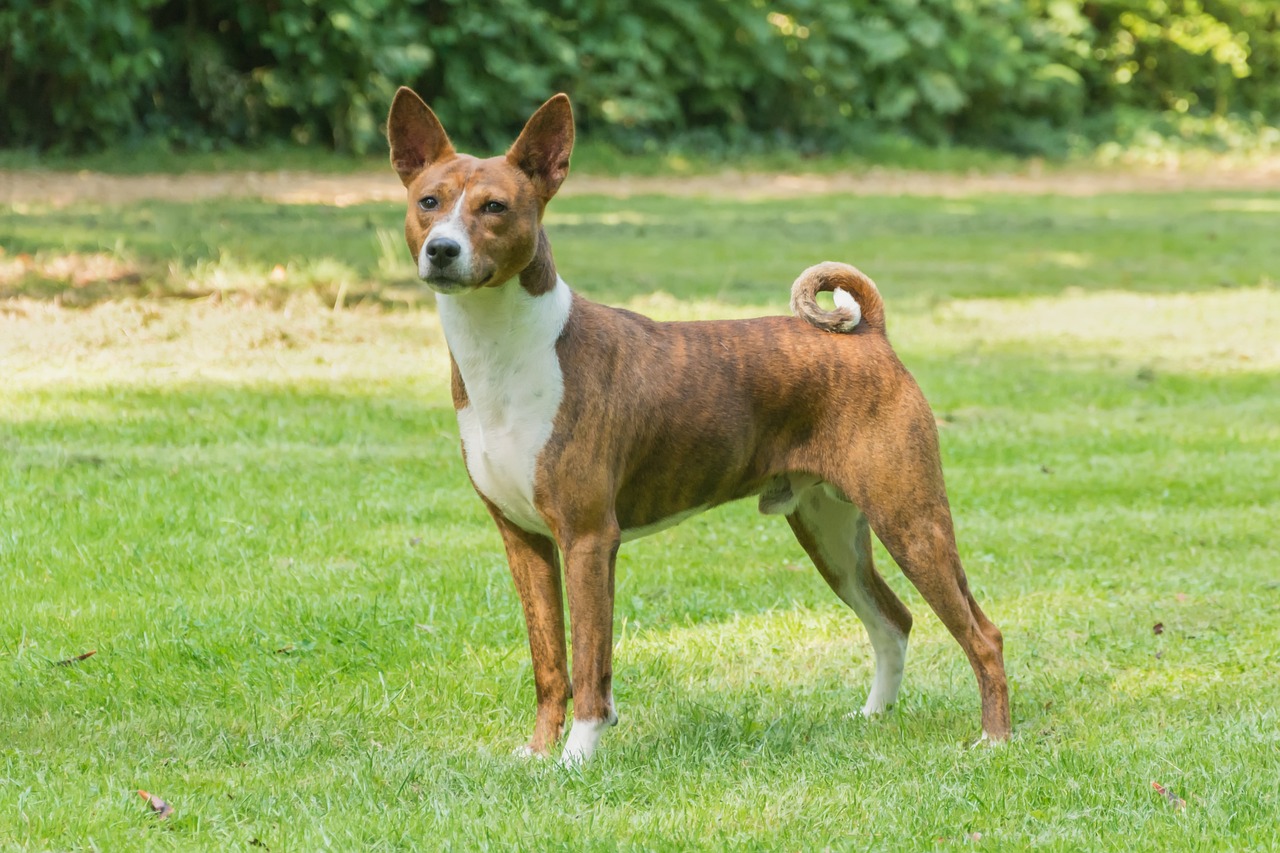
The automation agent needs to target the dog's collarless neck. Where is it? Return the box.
[518,227,559,296]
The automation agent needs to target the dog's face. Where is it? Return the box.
[387,88,574,294]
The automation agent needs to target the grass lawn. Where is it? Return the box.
[1,186,1278,849]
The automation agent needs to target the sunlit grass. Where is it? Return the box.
[1,190,1278,848]
[4,192,1278,308]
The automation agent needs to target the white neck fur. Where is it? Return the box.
[436,278,573,534]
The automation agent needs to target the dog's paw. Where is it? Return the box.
[558,718,610,767]
[851,699,895,720]
[512,744,549,760]
[970,730,1009,749]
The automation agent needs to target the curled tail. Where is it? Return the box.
[790,261,885,334]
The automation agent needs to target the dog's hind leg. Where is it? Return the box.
[872,504,1009,740]
[832,426,1011,740]
[787,485,913,717]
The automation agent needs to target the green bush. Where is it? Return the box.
[0,0,165,149]
[1076,0,1280,118]
[1,0,1276,155]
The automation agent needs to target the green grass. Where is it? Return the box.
[4,192,1277,307]
[2,187,1279,849]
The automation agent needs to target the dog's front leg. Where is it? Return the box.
[559,525,621,765]
[489,507,570,757]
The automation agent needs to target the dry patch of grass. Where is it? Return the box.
[909,287,1280,374]
[5,161,1280,210]
[0,296,446,390]
[0,248,142,292]
[5,284,1276,395]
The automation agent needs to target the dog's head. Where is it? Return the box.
[387,88,574,294]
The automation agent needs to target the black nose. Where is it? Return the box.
[426,238,461,267]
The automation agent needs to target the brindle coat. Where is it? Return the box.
[388,87,1011,757]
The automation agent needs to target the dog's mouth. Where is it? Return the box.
[423,268,494,293]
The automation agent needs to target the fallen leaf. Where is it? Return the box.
[1153,622,1164,635]
[1151,781,1186,809]
[138,789,175,820]
[54,649,97,666]
[1175,593,1188,602]
[275,644,295,654]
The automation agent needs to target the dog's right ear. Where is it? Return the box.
[387,87,455,186]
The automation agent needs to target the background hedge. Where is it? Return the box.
[2,0,1277,156]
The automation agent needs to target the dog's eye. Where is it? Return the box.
[483,200,507,214]
[418,196,439,211]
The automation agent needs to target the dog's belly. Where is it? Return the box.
[614,460,767,543]
[619,504,709,542]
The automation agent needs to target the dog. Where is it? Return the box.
[387,87,1010,763]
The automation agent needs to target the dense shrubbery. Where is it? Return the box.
[2,0,1276,155]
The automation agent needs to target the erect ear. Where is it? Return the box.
[387,87,455,187]
[506,94,574,203]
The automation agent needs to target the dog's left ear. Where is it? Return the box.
[507,94,574,203]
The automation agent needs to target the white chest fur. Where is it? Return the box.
[436,278,572,535]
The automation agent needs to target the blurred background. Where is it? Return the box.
[3,0,1277,166]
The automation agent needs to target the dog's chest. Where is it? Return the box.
[437,280,572,535]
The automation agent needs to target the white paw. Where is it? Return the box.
[558,718,610,767]
[512,745,536,759]
[971,730,1008,749]
[558,749,587,769]
[851,699,893,720]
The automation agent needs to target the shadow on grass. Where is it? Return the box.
[3,191,1277,306]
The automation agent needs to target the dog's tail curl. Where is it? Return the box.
[790,262,885,334]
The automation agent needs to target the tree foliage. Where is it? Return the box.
[2,0,1276,154]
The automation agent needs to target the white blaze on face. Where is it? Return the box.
[418,190,475,280]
